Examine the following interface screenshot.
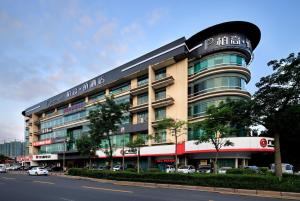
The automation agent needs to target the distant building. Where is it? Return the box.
[0,140,25,159]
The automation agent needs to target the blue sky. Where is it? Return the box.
[0,0,299,142]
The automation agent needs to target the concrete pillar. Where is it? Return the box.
[235,158,238,168]
[147,156,152,169]
[242,159,246,167]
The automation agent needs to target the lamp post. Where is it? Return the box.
[63,137,70,172]
[120,127,125,171]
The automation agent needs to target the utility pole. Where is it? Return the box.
[121,127,125,171]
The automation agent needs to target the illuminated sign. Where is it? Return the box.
[32,139,52,147]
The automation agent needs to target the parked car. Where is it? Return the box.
[28,167,48,176]
[178,165,196,174]
[113,165,123,171]
[270,163,294,174]
[0,164,7,173]
[165,165,175,173]
[197,166,211,173]
[218,167,232,174]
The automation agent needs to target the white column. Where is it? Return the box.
[235,158,238,168]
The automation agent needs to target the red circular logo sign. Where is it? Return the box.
[260,138,267,147]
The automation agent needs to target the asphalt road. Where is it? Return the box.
[0,173,286,201]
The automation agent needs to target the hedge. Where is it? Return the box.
[68,168,300,192]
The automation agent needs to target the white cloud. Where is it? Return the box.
[93,21,117,43]
[147,8,167,26]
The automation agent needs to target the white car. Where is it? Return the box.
[0,164,7,173]
[270,163,294,174]
[28,167,48,176]
[178,165,196,174]
[113,165,123,171]
[165,165,175,173]
[218,167,232,174]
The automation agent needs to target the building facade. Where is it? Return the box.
[22,21,274,169]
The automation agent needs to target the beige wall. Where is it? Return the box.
[165,58,188,143]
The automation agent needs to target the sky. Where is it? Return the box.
[0,0,300,142]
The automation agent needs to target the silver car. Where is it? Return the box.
[0,164,7,173]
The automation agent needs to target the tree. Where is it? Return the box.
[251,53,300,179]
[88,96,129,169]
[127,134,146,173]
[156,118,187,172]
[192,99,251,173]
[76,135,96,169]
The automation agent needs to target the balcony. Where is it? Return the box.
[152,74,174,90]
[130,83,148,96]
[129,103,148,113]
[152,96,174,109]
[34,120,40,126]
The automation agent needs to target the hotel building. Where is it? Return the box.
[22,21,274,169]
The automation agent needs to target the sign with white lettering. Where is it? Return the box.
[46,76,105,107]
[32,154,58,161]
[32,139,53,147]
[190,33,252,61]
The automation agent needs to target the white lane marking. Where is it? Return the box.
[59,197,75,201]
[33,180,54,185]
[1,177,16,180]
[82,185,133,193]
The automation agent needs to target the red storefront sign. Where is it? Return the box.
[155,159,175,163]
[16,155,32,162]
[33,139,52,147]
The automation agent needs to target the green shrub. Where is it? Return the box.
[258,167,269,174]
[68,168,300,192]
[147,168,161,173]
[226,168,256,175]
[125,168,137,172]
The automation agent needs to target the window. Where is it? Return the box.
[188,53,247,76]
[114,95,130,105]
[188,96,246,118]
[100,134,130,148]
[155,129,166,143]
[155,107,166,120]
[137,75,148,87]
[110,82,130,95]
[155,68,166,80]
[188,127,205,140]
[155,89,166,100]
[137,93,148,105]
[89,91,105,102]
[137,111,148,123]
[189,76,246,96]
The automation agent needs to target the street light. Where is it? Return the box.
[63,137,70,172]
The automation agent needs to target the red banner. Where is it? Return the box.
[33,139,52,147]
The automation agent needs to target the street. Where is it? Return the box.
[0,173,286,201]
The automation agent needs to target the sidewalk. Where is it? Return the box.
[58,174,300,200]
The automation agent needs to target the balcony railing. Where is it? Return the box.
[129,103,148,113]
[152,74,174,89]
[152,95,174,109]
